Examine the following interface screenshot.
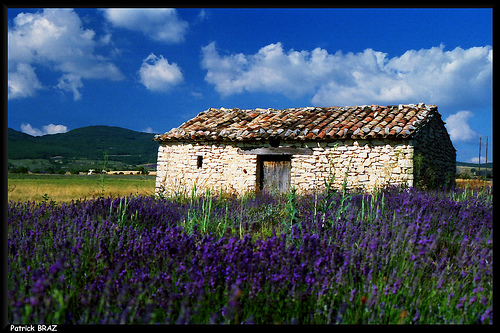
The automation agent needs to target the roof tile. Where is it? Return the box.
[154,104,438,142]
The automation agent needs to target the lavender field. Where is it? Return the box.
[8,186,493,324]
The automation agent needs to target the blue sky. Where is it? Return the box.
[7,7,492,163]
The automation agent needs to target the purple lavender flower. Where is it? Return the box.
[436,278,444,290]
[480,307,492,324]
[349,289,357,302]
[456,296,467,310]
[413,310,420,323]
[7,188,493,324]
[392,278,402,294]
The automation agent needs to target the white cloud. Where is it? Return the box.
[201,42,324,98]
[99,33,112,45]
[8,8,124,100]
[56,74,83,100]
[21,123,43,136]
[469,156,491,164]
[190,91,204,99]
[102,8,188,44]
[196,9,208,23]
[444,111,478,142]
[201,42,492,110]
[139,53,183,92]
[43,124,68,135]
[142,127,156,134]
[8,63,42,99]
[21,123,68,136]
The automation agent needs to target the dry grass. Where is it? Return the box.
[8,174,156,203]
[455,178,493,190]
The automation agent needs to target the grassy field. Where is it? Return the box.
[8,173,492,203]
[7,173,156,202]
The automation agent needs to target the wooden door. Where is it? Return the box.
[261,157,291,194]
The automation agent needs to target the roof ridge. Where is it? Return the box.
[155,103,439,142]
[207,103,433,111]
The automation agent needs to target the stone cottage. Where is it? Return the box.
[154,103,456,196]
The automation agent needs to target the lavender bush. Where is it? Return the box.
[8,186,492,324]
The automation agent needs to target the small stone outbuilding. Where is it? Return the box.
[154,103,456,196]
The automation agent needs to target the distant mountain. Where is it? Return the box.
[8,126,159,166]
[456,161,493,168]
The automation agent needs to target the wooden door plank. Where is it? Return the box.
[263,160,291,193]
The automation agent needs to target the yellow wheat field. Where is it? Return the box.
[8,174,156,203]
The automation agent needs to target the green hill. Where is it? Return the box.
[456,161,493,178]
[456,161,493,169]
[8,126,159,173]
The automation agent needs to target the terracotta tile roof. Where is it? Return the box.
[154,103,439,142]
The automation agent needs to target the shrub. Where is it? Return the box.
[10,166,29,174]
[137,166,149,175]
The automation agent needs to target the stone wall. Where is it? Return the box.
[155,141,258,196]
[289,139,414,193]
[412,114,456,189]
[155,138,416,196]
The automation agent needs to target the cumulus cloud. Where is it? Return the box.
[139,53,183,92]
[8,8,124,100]
[56,74,84,100]
[102,8,188,43]
[21,123,43,137]
[444,111,478,142]
[8,63,42,99]
[43,124,69,135]
[201,42,492,110]
[201,42,324,98]
[21,123,68,136]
